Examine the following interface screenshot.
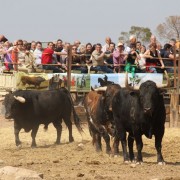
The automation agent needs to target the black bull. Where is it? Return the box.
[112,80,167,164]
[3,88,82,147]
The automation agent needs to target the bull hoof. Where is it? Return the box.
[16,144,22,149]
[16,141,21,147]
[69,137,74,143]
[31,144,37,148]
[55,141,60,145]
[131,159,136,163]
[109,153,114,158]
[158,161,166,165]
[96,148,102,153]
[106,148,112,155]
[114,154,120,158]
[136,161,143,165]
[124,160,130,164]
[106,150,112,155]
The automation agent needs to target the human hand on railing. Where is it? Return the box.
[57,62,62,66]
[86,60,92,64]
[161,65,165,69]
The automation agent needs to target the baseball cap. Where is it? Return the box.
[117,42,124,47]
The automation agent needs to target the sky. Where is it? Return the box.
[0,0,180,44]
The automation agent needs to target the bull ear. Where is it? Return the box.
[129,91,137,96]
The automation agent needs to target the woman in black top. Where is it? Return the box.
[144,43,164,73]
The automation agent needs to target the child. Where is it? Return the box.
[125,43,140,77]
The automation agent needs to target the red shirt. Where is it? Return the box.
[41,48,54,64]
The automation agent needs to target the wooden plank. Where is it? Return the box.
[170,91,179,127]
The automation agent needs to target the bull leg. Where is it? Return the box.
[53,120,62,145]
[14,122,22,147]
[117,126,129,161]
[31,125,39,148]
[128,133,135,162]
[121,136,129,162]
[155,132,165,164]
[95,133,102,152]
[134,134,143,164]
[100,128,111,154]
[63,117,74,142]
[102,133,111,154]
[113,135,120,156]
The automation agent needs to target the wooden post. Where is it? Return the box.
[174,46,177,87]
[178,44,180,94]
[170,43,180,127]
[178,45,180,126]
[170,90,179,127]
[67,45,72,91]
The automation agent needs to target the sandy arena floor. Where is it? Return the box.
[0,115,180,180]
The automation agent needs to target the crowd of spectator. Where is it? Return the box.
[0,34,179,75]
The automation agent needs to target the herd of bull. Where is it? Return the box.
[0,71,170,165]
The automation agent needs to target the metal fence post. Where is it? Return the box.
[67,45,72,92]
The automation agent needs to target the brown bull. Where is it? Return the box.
[84,84,120,153]
[20,76,46,88]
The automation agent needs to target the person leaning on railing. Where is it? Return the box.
[11,40,36,73]
[144,43,164,73]
[105,42,115,71]
[124,43,140,77]
[11,39,26,72]
[90,43,113,73]
[113,42,127,73]
[160,43,175,73]
[41,42,64,73]
[71,45,87,73]
[33,41,43,68]
[0,41,13,71]
[24,43,36,73]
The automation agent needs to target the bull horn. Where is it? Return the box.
[0,97,5,101]
[125,71,139,90]
[91,86,95,91]
[157,70,170,88]
[14,96,26,103]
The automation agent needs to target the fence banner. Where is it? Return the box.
[90,73,163,89]
[15,72,164,91]
[16,72,49,90]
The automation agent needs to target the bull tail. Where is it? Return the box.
[61,88,83,134]
[72,105,83,134]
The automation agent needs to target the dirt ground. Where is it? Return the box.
[0,115,180,180]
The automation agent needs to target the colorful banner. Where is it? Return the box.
[90,73,163,89]
[15,72,164,91]
[16,72,49,90]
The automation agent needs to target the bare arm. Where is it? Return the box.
[157,51,164,68]
[54,51,67,56]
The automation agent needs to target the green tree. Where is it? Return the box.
[119,26,152,44]
[118,31,129,44]
[156,16,180,41]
